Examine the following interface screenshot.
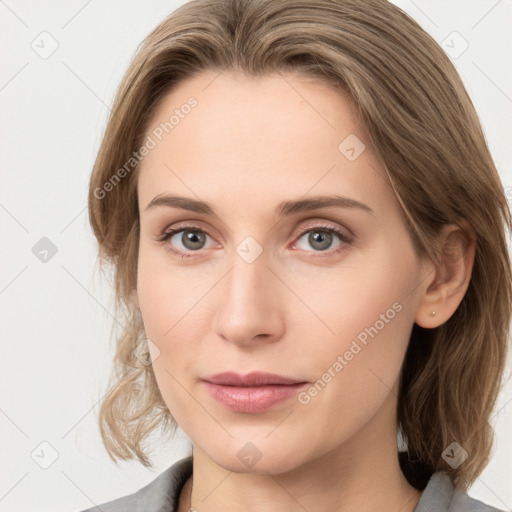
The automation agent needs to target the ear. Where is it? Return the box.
[414,220,476,329]
[129,288,140,310]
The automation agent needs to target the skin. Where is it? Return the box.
[132,70,476,512]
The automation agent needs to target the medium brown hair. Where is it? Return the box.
[87,0,511,490]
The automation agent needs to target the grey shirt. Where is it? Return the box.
[78,455,505,512]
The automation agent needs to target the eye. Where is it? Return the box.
[293,223,352,254]
[157,221,353,258]
[157,226,215,257]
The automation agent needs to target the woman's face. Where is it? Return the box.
[135,70,431,473]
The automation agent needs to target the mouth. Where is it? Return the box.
[201,371,309,413]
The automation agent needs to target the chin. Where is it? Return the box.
[203,437,309,476]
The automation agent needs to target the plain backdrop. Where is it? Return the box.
[1,1,511,511]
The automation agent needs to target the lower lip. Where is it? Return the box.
[202,381,308,413]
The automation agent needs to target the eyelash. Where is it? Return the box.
[157,222,353,259]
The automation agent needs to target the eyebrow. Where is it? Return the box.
[144,194,374,216]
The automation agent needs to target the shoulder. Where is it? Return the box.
[414,472,506,512]
[76,455,193,512]
[450,487,506,512]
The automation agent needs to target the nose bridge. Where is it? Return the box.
[223,228,268,295]
[214,242,280,344]
[224,246,269,312]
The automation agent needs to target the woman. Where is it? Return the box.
[82,0,511,510]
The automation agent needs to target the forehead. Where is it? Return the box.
[146,69,364,148]
[137,70,390,216]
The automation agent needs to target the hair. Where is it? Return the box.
[87,0,511,491]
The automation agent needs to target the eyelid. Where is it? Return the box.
[156,220,216,241]
[293,219,354,240]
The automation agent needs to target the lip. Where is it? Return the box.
[201,372,308,413]
[202,371,306,386]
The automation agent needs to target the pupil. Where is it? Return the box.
[184,231,205,249]
[310,231,332,250]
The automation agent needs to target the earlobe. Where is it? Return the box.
[414,221,476,329]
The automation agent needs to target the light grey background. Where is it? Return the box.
[0,1,511,511]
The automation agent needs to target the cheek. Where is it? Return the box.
[137,272,198,425]
[136,245,211,338]
[136,248,216,415]
[292,242,415,347]
[292,244,418,406]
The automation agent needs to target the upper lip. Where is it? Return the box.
[201,371,307,386]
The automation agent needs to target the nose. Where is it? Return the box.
[213,249,285,348]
